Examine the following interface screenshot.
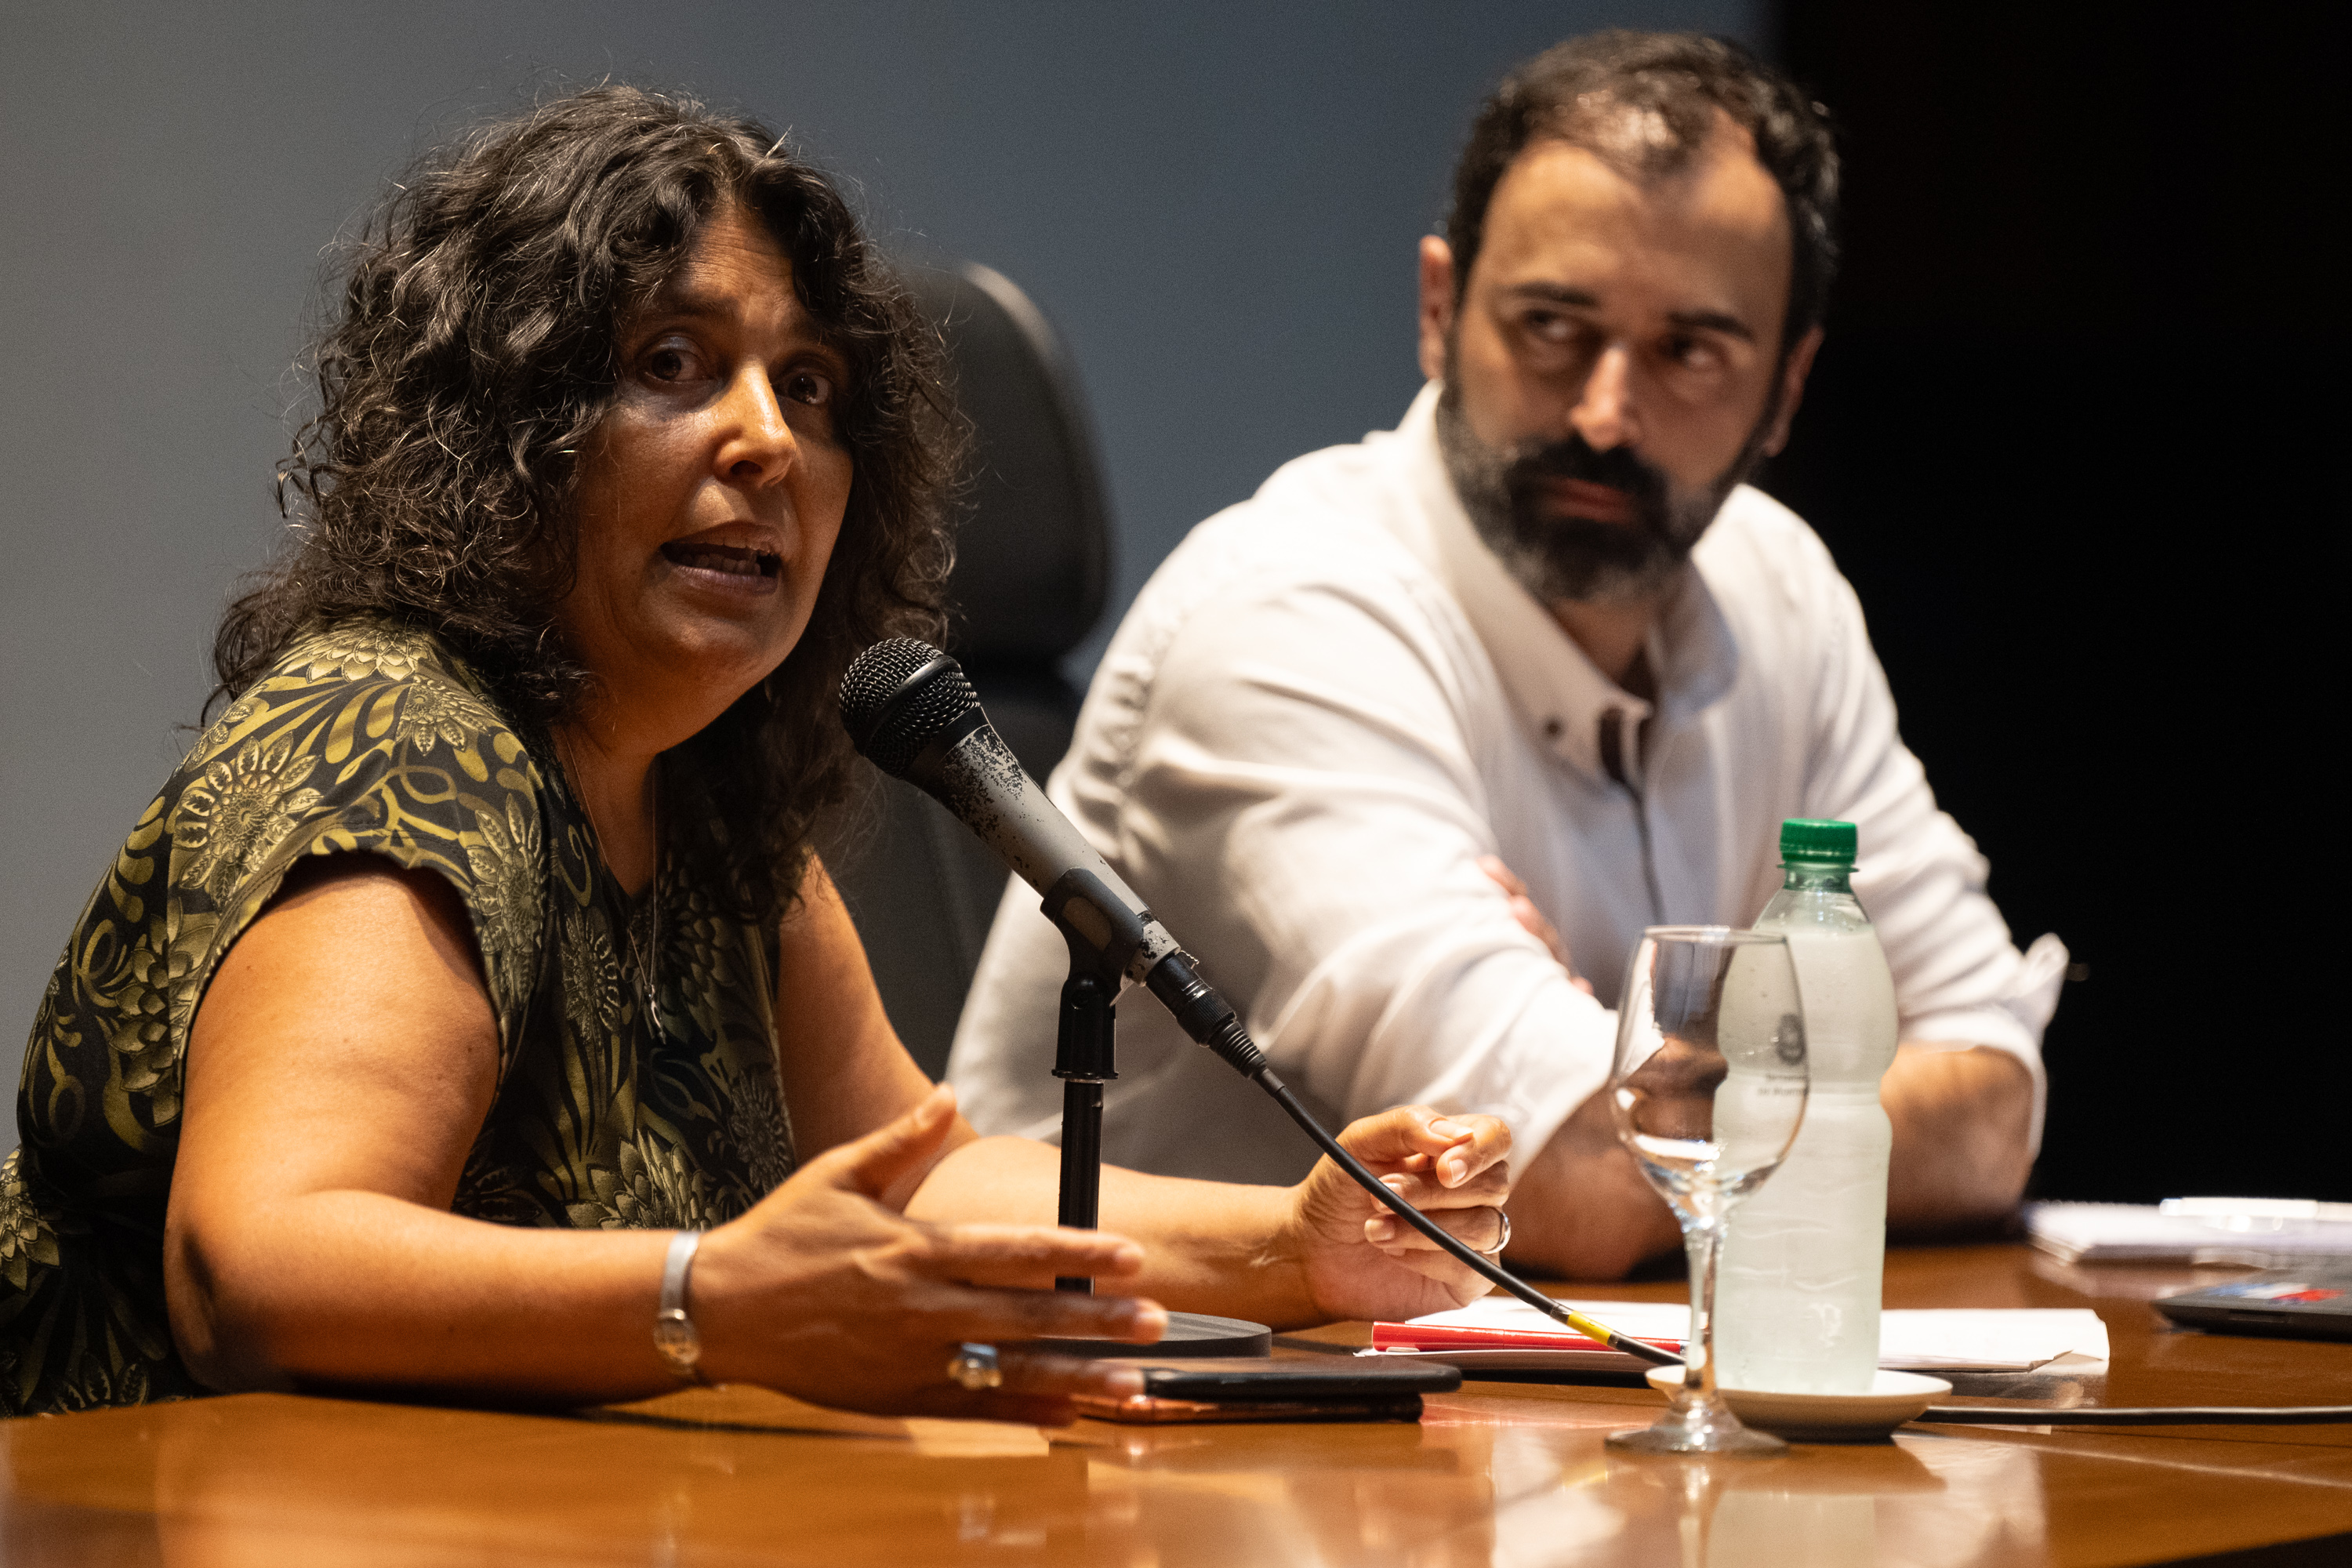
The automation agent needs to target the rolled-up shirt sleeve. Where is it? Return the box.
[1109,577,1616,1159]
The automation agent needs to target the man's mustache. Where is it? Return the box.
[1504,435,1668,517]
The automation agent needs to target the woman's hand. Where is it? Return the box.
[1281,1106,1513,1325]
[691,1085,1166,1423]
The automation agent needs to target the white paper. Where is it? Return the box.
[1877,1308,2109,1371]
[1383,1298,2107,1374]
[2028,1200,2352,1265]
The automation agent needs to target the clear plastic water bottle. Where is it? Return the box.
[1714,818,1897,1395]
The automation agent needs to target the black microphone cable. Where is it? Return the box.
[840,637,1677,1367]
[1918,1404,2352,1426]
[1183,1002,1683,1367]
[1085,1001,2352,1428]
[839,638,2352,1421]
[1203,1007,2352,1425]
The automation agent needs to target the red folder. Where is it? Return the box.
[1368,1322,1683,1355]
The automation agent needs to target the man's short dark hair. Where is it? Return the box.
[1445,31,1839,349]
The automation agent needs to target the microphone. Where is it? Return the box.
[839,637,1258,1072]
[837,638,1682,1368]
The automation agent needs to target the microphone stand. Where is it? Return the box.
[837,642,1662,1367]
[1040,938,1271,1356]
[1050,966,1114,1291]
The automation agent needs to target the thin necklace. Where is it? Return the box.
[626,868,663,1038]
[559,732,663,1036]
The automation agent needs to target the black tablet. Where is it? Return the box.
[1072,1355,1461,1425]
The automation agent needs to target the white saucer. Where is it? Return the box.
[1643,1367,1953,1443]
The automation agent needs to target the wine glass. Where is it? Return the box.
[1606,926,1809,1456]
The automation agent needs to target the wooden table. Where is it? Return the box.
[5,1244,2350,1566]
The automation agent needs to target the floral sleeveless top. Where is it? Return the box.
[1,621,796,1416]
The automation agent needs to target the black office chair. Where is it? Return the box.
[822,263,1111,1078]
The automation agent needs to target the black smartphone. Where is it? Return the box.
[2154,1265,2352,1341]
[1071,1355,1461,1425]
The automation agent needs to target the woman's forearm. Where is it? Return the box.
[169,1192,677,1403]
[906,1136,1318,1327]
[172,1092,1177,1419]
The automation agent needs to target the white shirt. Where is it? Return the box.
[948,385,2067,1185]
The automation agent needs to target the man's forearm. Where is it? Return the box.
[1883,1044,2034,1232]
[1499,1042,2034,1278]
[1501,1088,1681,1281]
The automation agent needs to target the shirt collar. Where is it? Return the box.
[1380,382,1741,783]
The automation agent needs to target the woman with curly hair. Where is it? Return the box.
[0,86,1515,1420]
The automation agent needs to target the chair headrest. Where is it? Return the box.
[905,263,1111,666]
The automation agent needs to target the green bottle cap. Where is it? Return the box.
[1780,818,1857,866]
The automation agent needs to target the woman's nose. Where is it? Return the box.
[716,365,796,484]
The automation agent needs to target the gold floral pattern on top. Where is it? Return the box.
[169,740,325,904]
[106,916,214,1126]
[390,675,501,757]
[720,1060,794,1200]
[0,1152,60,1294]
[286,622,428,684]
[572,1134,718,1232]
[559,912,622,1041]
[3,619,796,1418]
[464,795,546,1007]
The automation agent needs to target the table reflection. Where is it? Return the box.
[6,1244,2337,1566]
[0,1384,2104,1568]
[1068,1393,2047,1567]
[132,1394,1094,1566]
[1592,1437,2042,1568]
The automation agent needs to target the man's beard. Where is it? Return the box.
[1435,359,1776,607]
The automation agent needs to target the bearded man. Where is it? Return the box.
[948,31,2066,1276]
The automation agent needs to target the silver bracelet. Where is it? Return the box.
[653,1229,706,1384]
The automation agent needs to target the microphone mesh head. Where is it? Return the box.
[840,637,978,779]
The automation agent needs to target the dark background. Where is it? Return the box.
[5,3,2333,1203]
[1766,3,2340,1202]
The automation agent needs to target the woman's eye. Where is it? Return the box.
[644,343,702,383]
[784,369,835,407]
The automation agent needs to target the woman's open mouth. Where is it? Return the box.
[661,540,783,594]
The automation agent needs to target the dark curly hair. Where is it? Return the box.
[213,86,958,927]
[1445,31,1840,351]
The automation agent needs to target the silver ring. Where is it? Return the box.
[1483,1209,1512,1258]
[948,1342,1003,1392]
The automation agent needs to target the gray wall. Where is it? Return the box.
[1,1,1761,1117]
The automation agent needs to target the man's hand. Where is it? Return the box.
[1479,856,1595,996]
[1283,1107,1514,1323]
